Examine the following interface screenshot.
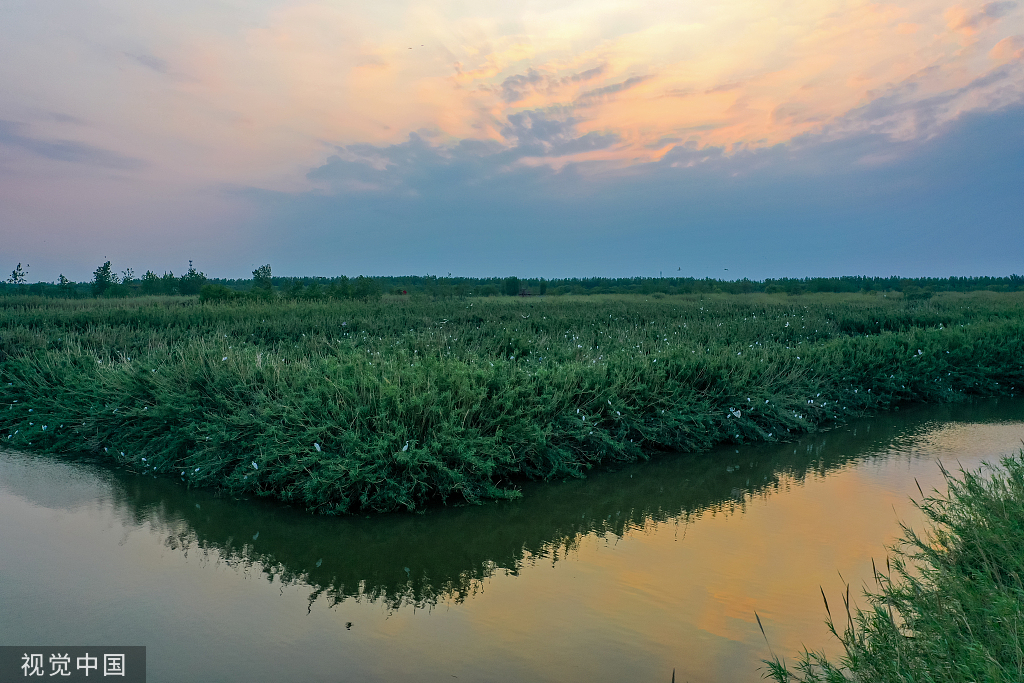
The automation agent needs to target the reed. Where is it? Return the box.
[762,448,1024,682]
[1,292,1022,513]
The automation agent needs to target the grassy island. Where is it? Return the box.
[1,292,1022,513]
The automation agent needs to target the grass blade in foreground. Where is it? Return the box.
[763,449,1024,682]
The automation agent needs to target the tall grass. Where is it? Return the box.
[1,292,1022,513]
[763,449,1024,682]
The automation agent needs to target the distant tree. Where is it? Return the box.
[7,263,27,285]
[141,270,160,295]
[538,279,548,296]
[503,276,520,296]
[284,278,305,299]
[179,260,207,296]
[252,264,273,291]
[92,261,117,296]
[58,274,74,296]
[353,275,380,300]
[326,276,349,299]
[121,267,135,283]
[161,271,179,294]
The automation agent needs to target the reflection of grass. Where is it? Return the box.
[1,292,1022,513]
[763,450,1024,682]
[103,414,915,610]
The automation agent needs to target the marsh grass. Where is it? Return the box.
[762,449,1024,682]
[1,292,1022,512]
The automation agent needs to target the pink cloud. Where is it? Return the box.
[946,1,1018,34]
[990,34,1024,58]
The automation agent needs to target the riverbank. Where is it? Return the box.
[1,292,1022,513]
[764,448,1024,682]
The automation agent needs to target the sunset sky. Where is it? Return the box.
[1,0,1022,281]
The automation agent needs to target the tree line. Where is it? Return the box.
[4,261,1023,299]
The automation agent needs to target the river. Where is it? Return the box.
[2,398,1022,682]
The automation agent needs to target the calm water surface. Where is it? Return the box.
[2,399,1023,682]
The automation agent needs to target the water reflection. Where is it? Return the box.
[7,399,1020,613]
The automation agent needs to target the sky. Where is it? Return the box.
[1,0,1022,282]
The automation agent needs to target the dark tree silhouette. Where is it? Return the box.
[92,261,116,296]
[7,263,26,285]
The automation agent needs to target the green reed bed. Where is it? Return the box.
[763,449,1024,683]
[1,292,1022,513]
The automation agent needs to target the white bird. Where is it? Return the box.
[252,461,259,469]
[314,443,321,452]
[402,441,409,452]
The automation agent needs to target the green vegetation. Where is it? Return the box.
[87,400,1020,613]
[1,292,1022,513]
[763,449,1024,682]
[2,259,1023,299]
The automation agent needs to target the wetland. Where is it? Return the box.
[2,399,1023,681]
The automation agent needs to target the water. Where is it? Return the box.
[2,399,1022,682]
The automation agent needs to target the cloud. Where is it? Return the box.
[575,76,650,104]
[946,1,1018,34]
[990,34,1024,58]
[306,132,515,194]
[239,104,1024,280]
[499,64,607,103]
[503,110,573,143]
[704,82,743,95]
[46,112,85,124]
[306,108,621,194]
[0,120,144,169]
[833,58,1024,142]
[770,102,823,126]
[499,69,547,103]
[125,52,169,74]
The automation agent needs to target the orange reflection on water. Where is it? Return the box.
[447,420,1024,683]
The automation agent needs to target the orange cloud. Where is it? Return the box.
[946,1,1019,34]
[9,0,1021,192]
[990,33,1024,57]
